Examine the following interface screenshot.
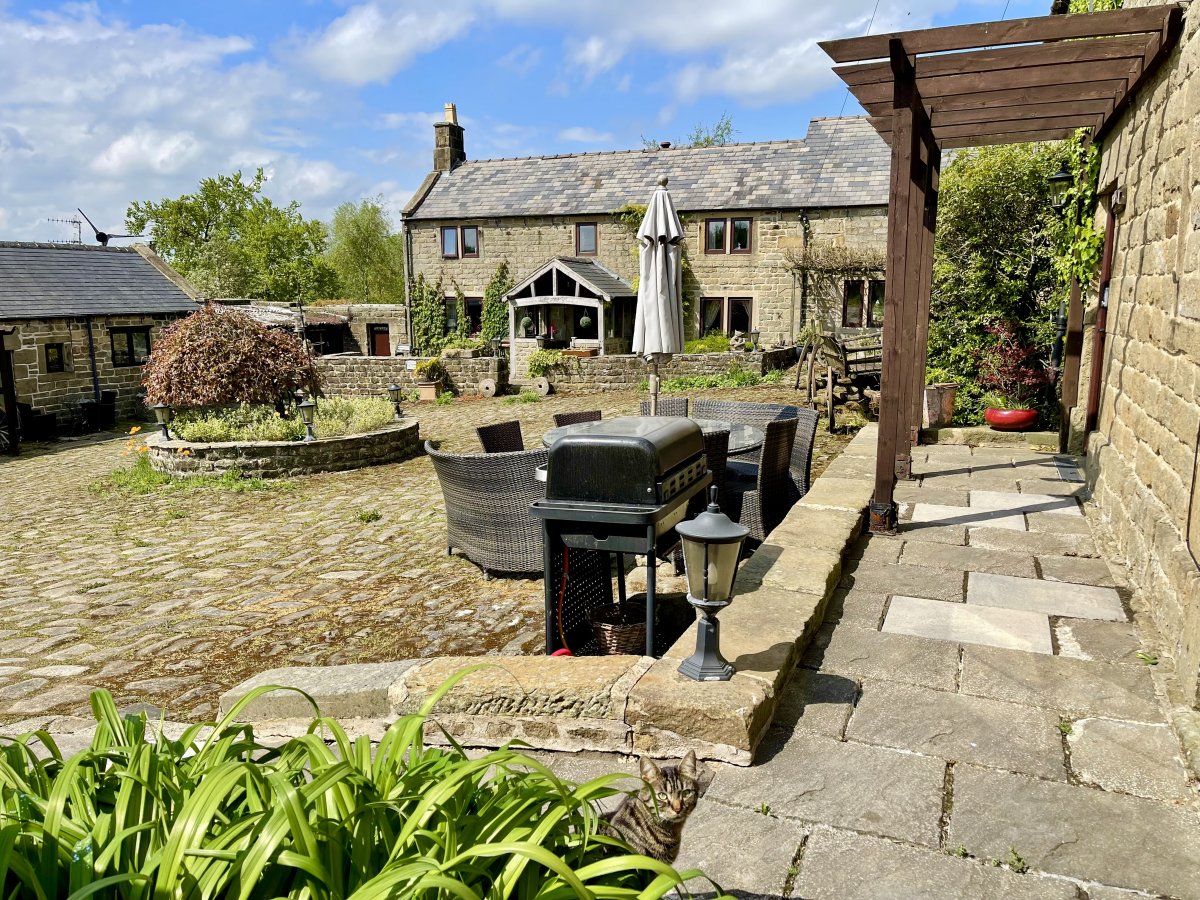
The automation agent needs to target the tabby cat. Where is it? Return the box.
[601,751,700,863]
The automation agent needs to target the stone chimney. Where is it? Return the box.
[433,102,466,172]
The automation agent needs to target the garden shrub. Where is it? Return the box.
[0,673,727,898]
[480,261,513,343]
[410,272,447,357]
[313,396,395,437]
[527,349,564,378]
[143,304,320,408]
[684,334,732,353]
[172,398,394,442]
[655,366,781,393]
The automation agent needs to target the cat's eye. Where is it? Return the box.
[656,791,666,800]
[684,790,695,797]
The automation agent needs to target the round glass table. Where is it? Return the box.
[542,417,764,455]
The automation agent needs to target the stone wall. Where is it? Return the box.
[147,421,420,479]
[408,206,887,346]
[514,346,796,392]
[316,354,506,397]
[308,303,410,353]
[1084,0,1200,706]
[1,313,185,419]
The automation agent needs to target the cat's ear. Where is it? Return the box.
[679,750,698,780]
[639,756,662,782]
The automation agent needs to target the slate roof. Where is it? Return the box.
[555,258,634,298]
[0,242,200,320]
[405,117,889,221]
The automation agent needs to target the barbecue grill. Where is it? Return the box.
[533,416,711,656]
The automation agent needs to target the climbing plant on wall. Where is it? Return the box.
[451,282,470,342]
[480,262,513,343]
[613,202,697,330]
[410,272,447,357]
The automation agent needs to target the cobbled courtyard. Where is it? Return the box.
[0,386,849,722]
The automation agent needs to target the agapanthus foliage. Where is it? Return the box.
[143,304,320,407]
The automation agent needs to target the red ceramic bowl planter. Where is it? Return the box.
[985,407,1038,431]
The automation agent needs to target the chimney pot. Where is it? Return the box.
[444,102,458,125]
[659,141,672,150]
[433,104,466,172]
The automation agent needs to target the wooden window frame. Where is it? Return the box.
[109,327,152,368]
[441,226,459,259]
[44,342,66,374]
[730,217,753,254]
[700,297,725,336]
[575,222,598,257]
[867,279,886,327]
[727,297,754,335]
[842,280,865,329]
[704,219,727,254]
[461,226,480,258]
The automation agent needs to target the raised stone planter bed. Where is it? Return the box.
[220,425,878,764]
[147,420,420,479]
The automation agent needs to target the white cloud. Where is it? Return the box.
[299,2,472,85]
[498,43,541,76]
[92,127,203,176]
[558,126,614,144]
[567,34,621,83]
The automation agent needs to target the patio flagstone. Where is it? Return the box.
[967,572,1125,621]
[969,490,1083,517]
[1067,718,1193,801]
[911,502,1026,530]
[882,595,1053,654]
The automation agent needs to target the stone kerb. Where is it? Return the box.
[219,423,878,764]
[147,420,420,479]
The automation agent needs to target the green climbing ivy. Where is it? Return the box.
[451,281,469,342]
[480,261,513,343]
[1052,130,1104,292]
[612,201,697,330]
[410,272,447,357]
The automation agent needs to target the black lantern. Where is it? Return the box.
[1049,166,1073,217]
[748,329,761,351]
[152,403,173,440]
[387,383,404,421]
[489,336,503,359]
[297,397,317,442]
[676,486,750,682]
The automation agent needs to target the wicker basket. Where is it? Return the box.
[588,603,647,656]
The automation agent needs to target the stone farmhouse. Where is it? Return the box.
[401,104,891,378]
[0,242,200,441]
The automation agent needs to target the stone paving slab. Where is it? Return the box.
[220,661,419,721]
[706,729,947,847]
[802,622,960,691]
[900,541,1037,577]
[675,800,806,897]
[960,646,1162,723]
[1036,555,1118,587]
[1025,511,1093,534]
[793,828,1080,900]
[947,765,1200,898]
[1053,619,1146,667]
[892,483,972,507]
[847,680,1067,779]
[895,519,969,545]
[912,502,1025,531]
[840,562,967,601]
[970,490,1082,517]
[772,668,859,739]
[823,585,889,629]
[883,595,1054,655]
[967,572,1125,621]
[967,527,1098,559]
[1067,718,1192,801]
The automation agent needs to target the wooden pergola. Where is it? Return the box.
[819,4,1184,533]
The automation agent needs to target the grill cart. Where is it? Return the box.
[532,417,711,657]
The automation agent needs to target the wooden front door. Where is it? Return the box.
[368,324,390,357]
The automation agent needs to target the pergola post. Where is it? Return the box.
[870,39,937,533]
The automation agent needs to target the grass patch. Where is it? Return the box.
[647,367,786,393]
[502,389,542,404]
[90,455,293,496]
[435,391,456,406]
[356,508,382,524]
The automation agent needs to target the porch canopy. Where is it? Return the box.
[504,256,635,354]
[819,4,1183,533]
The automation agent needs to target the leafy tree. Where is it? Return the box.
[326,197,405,304]
[642,113,736,150]
[480,261,513,342]
[126,169,338,306]
[927,143,1065,423]
[142,304,320,407]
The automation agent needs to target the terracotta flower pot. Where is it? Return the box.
[417,380,442,401]
[984,407,1037,431]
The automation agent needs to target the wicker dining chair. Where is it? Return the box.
[425,441,547,577]
[476,420,525,453]
[552,410,602,427]
[638,397,689,417]
[725,417,799,542]
[789,407,821,499]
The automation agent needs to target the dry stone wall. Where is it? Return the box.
[527,347,796,392]
[408,206,886,346]
[1085,0,1200,706]
[316,354,505,397]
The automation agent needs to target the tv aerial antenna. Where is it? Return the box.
[47,215,83,244]
[77,208,142,246]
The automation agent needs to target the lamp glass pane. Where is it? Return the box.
[681,537,741,603]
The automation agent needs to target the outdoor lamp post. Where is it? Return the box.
[748,329,761,351]
[297,397,317,442]
[152,403,173,440]
[676,486,750,682]
[1049,165,1073,218]
[387,383,404,421]
[489,336,503,359]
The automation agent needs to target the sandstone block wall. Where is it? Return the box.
[2,314,183,419]
[309,303,410,353]
[147,421,420,479]
[408,206,886,346]
[316,354,505,397]
[1086,0,1200,706]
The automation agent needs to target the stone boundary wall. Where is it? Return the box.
[146,421,420,479]
[219,425,880,765]
[316,355,506,397]
[527,347,797,392]
[1084,0,1200,708]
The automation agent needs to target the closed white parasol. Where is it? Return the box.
[633,176,685,414]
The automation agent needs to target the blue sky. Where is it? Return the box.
[0,0,1049,242]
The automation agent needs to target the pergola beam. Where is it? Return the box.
[820,5,1179,62]
[861,80,1129,117]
